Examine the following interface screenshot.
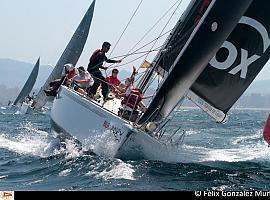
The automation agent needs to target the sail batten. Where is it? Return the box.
[138,0,253,125]
[33,0,96,110]
[13,57,40,106]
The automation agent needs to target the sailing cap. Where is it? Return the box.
[64,63,75,71]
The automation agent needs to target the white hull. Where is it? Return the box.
[50,86,180,161]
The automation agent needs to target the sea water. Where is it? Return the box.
[0,106,269,191]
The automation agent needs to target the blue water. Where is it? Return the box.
[0,106,270,191]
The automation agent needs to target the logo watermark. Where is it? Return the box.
[194,191,270,197]
[0,191,14,200]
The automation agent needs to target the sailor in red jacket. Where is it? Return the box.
[106,68,121,95]
[87,41,122,101]
[120,87,147,122]
[122,88,147,113]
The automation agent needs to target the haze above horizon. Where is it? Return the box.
[1,0,270,80]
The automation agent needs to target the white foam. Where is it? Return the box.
[83,130,121,158]
[94,159,135,181]
[64,139,82,159]
[0,123,59,157]
[59,169,72,176]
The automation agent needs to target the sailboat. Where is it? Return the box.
[50,0,270,162]
[13,57,40,114]
[31,0,96,112]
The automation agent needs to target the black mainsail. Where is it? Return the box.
[13,58,40,106]
[138,0,253,125]
[33,0,96,110]
[189,0,270,122]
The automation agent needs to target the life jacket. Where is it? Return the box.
[106,76,121,93]
[88,49,105,72]
[121,89,143,110]
[107,76,121,85]
[90,49,102,63]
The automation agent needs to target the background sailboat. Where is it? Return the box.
[13,57,40,106]
[32,0,96,111]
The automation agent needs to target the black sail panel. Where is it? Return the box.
[138,0,253,125]
[33,0,96,110]
[13,58,40,105]
[155,0,210,73]
[191,0,270,114]
[140,0,209,90]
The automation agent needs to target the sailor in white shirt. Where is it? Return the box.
[72,66,93,92]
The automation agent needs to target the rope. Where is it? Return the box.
[88,47,162,75]
[138,0,184,92]
[109,0,144,58]
[140,0,183,69]
[125,0,183,59]
[89,0,184,88]
[106,0,182,72]
[105,32,171,71]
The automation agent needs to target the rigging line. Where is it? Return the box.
[134,71,145,83]
[104,28,174,75]
[127,29,172,55]
[136,0,184,91]
[125,0,183,59]
[117,52,149,67]
[107,28,172,67]
[105,32,171,70]
[142,21,200,92]
[109,0,144,58]
[104,53,150,73]
[107,29,170,63]
[86,47,161,75]
[105,46,162,72]
[141,0,184,66]
[103,53,150,73]
[118,71,145,83]
[110,48,162,60]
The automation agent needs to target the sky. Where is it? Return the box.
[0,0,188,72]
[0,0,270,80]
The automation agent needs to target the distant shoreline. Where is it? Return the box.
[180,106,270,111]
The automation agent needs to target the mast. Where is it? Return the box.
[13,57,40,105]
[33,0,96,110]
[138,0,253,125]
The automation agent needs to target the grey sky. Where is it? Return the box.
[0,0,269,80]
